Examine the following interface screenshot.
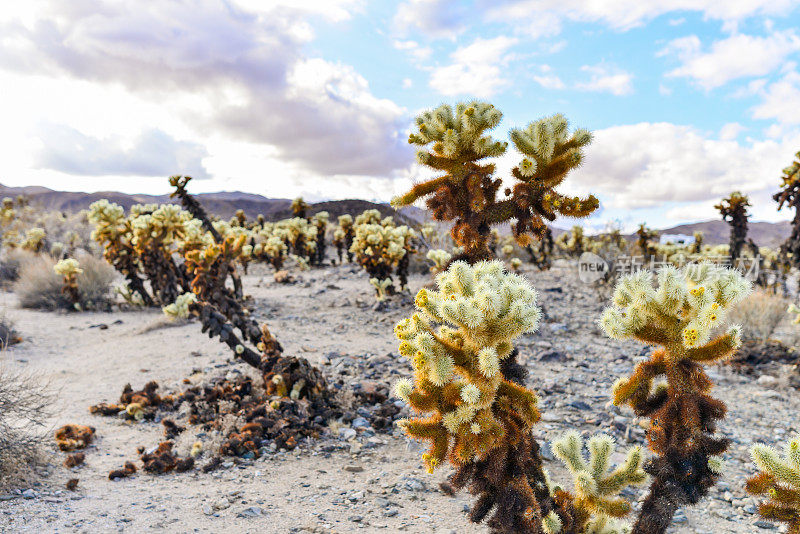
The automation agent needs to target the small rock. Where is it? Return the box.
[237,507,264,518]
[757,375,779,387]
[21,489,36,500]
[340,428,357,441]
[343,465,364,473]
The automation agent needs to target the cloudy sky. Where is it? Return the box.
[2,1,800,230]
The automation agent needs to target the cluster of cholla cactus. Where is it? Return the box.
[715,191,752,264]
[600,263,751,532]
[748,436,800,532]
[774,151,800,276]
[54,258,83,309]
[89,199,156,306]
[395,261,648,533]
[333,214,354,264]
[555,226,587,257]
[252,233,288,271]
[350,209,417,298]
[392,101,598,264]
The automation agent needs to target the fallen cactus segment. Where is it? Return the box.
[54,424,95,452]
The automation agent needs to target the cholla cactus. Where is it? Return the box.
[547,431,647,534]
[395,261,549,531]
[426,249,452,274]
[789,303,800,324]
[509,257,522,271]
[21,227,46,253]
[333,214,354,263]
[392,102,598,263]
[715,191,751,264]
[310,211,329,266]
[0,197,14,227]
[369,278,392,302]
[291,197,309,219]
[635,224,658,259]
[747,436,800,532]
[691,231,704,254]
[163,292,197,320]
[774,151,800,274]
[395,261,541,471]
[54,258,83,308]
[600,263,751,533]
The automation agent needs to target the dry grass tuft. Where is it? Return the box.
[728,290,789,343]
[14,253,115,310]
[0,364,52,490]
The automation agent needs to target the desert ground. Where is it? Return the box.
[0,260,797,534]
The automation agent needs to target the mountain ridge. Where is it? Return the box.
[0,183,791,246]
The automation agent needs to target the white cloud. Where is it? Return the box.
[35,126,210,179]
[481,0,799,37]
[751,69,800,124]
[532,64,565,89]
[576,64,634,95]
[719,122,746,140]
[660,31,800,90]
[568,122,800,217]
[429,36,518,97]
[393,39,433,62]
[0,0,410,177]
[394,0,467,39]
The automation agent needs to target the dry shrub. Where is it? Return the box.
[14,252,115,310]
[0,249,36,285]
[728,290,789,343]
[0,364,52,489]
[0,315,21,348]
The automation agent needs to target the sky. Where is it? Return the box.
[1,1,800,231]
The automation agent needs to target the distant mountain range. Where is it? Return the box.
[0,183,422,226]
[0,183,792,247]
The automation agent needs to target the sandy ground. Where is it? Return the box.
[0,261,797,533]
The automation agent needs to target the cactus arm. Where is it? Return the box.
[391,176,450,207]
[631,325,671,346]
[686,332,739,362]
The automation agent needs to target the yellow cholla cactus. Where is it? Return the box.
[394,260,541,472]
[747,436,800,532]
[54,258,83,277]
[509,257,522,271]
[21,227,46,252]
[426,249,452,274]
[789,303,800,325]
[163,292,198,320]
[370,278,392,302]
[547,431,647,534]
